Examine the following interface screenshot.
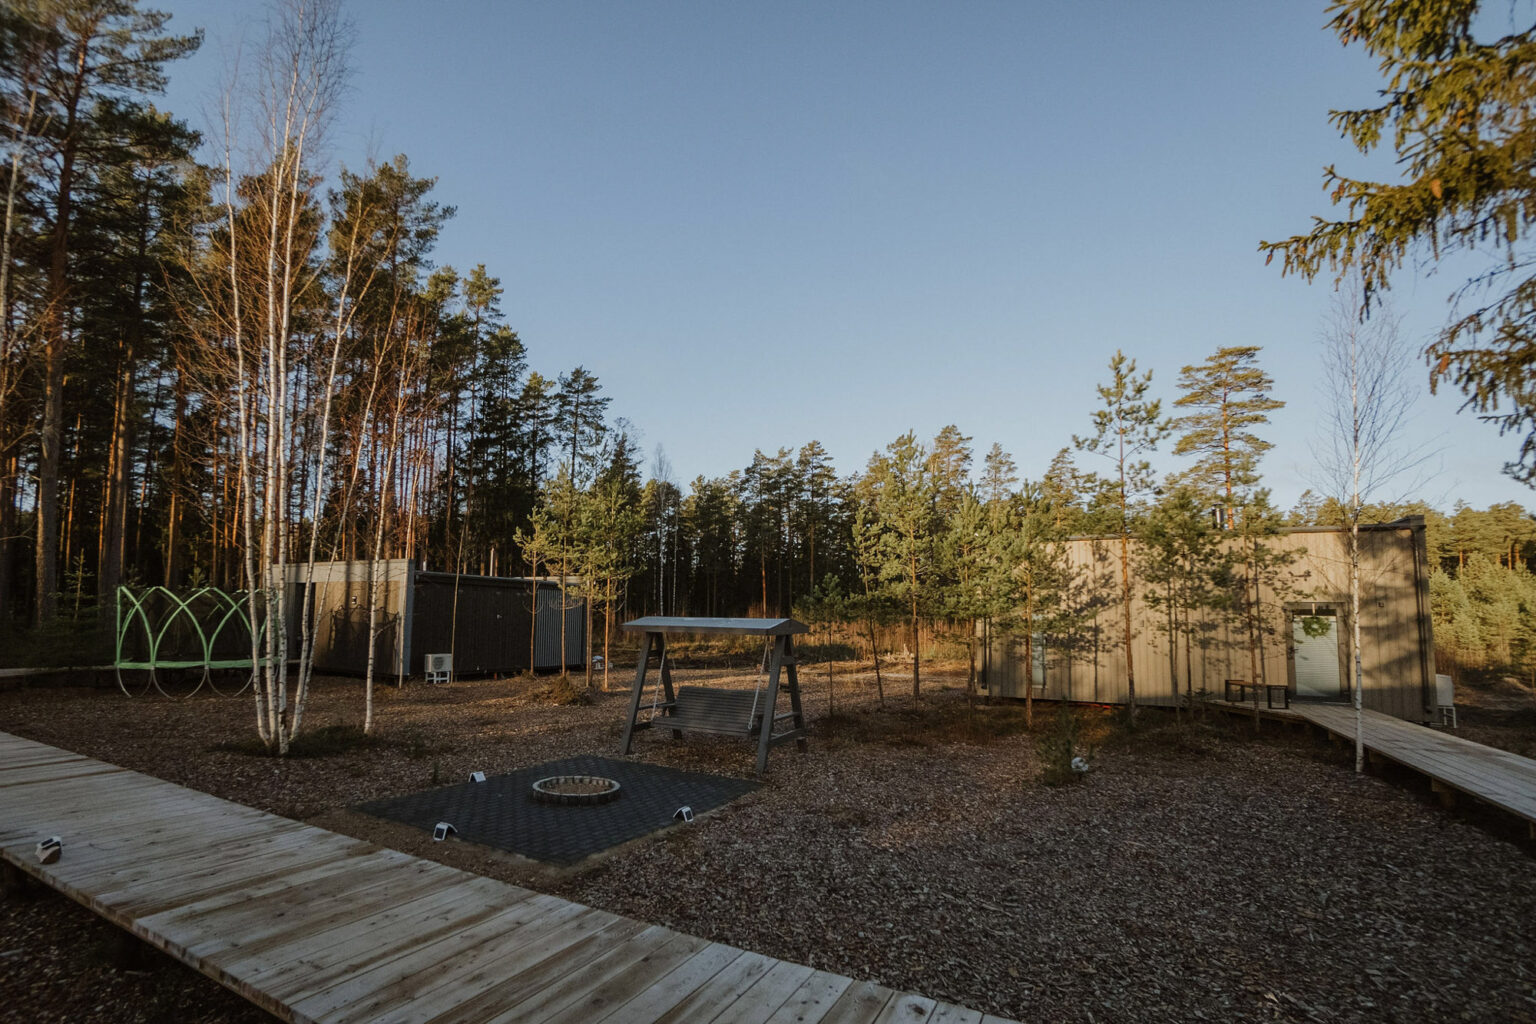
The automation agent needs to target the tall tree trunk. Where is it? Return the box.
[1247,536,1262,730]
[1166,577,1178,722]
[1023,587,1035,730]
[101,186,148,605]
[909,541,921,701]
[559,549,568,675]
[163,370,189,586]
[98,357,133,609]
[584,574,595,690]
[34,143,77,625]
[527,546,539,675]
[1120,529,1136,720]
[0,455,16,623]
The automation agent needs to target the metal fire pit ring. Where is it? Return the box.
[530,774,622,806]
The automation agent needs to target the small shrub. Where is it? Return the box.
[794,641,859,664]
[542,674,594,706]
[1038,705,1087,786]
[211,724,390,759]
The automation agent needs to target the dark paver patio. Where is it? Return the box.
[356,755,758,864]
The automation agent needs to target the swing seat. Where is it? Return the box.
[664,686,766,738]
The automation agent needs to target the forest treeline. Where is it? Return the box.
[3,1,1534,696]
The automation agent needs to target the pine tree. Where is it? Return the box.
[2,0,199,623]
[1261,0,1536,484]
[555,366,609,485]
[1171,344,1285,719]
[864,430,938,700]
[1074,351,1171,720]
[998,478,1073,728]
[1172,346,1283,526]
[1138,482,1231,715]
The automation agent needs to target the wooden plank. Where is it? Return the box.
[38,804,313,867]
[227,875,527,994]
[0,766,130,797]
[316,899,610,1024]
[398,913,655,1024]
[764,970,855,1024]
[0,760,131,786]
[472,927,697,1024]
[0,749,94,771]
[86,835,364,928]
[10,818,320,910]
[647,951,778,1024]
[288,899,615,1020]
[928,1004,984,1024]
[144,848,420,960]
[515,930,712,1024]
[32,813,324,892]
[872,993,936,1023]
[711,960,818,1024]
[96,826,354,916]
[818,980,896,1024]
[0,774,228,826]
[586,942,745,1024]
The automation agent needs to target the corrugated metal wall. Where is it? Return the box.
[981,522,1434,722]
[531,585,585,671]
[411,573,586,675]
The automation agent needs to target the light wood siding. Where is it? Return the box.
[287,560,413,676]
[981,521,1435,723]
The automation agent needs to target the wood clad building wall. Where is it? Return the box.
[980,519,1435,723]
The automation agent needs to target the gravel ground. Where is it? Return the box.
[1,666,1534,1024]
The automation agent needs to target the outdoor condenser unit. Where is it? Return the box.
[424,652,452,685]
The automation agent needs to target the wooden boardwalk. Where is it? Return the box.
[1289,703,1536,837]
[1217,699,1536,838]
[0,732,1015,1024]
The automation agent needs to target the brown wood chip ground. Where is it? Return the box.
[0,731,1016,1024]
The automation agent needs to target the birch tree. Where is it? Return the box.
[209,0,350,753]
[1319,288,1420,772]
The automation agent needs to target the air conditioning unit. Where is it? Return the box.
[424,652,452,685]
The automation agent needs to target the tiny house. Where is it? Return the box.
[980,518,1435,723]
[285,560,586,678]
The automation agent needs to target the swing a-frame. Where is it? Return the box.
[620,616,809,776]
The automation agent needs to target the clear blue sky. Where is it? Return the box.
[156,0,1535,510]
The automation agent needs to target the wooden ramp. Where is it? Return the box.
[1284,703,1536,838]
[0,732,1015,1024]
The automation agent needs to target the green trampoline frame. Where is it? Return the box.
[114,586,268,696]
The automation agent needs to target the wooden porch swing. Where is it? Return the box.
[619,616,809,776]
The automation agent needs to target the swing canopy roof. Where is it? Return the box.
[622,616,807,636]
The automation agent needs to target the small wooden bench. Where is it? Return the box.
[663,685,768,737]
[1224,678,1290,709]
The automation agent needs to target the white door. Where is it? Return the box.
[1292,612,1342,698]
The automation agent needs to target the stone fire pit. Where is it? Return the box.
[530,774,622,806]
